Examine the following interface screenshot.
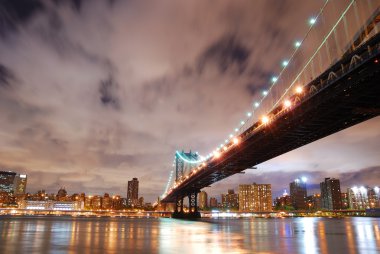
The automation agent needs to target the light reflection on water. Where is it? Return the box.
[0,216,379,253]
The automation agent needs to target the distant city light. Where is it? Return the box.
[301,177,307,183]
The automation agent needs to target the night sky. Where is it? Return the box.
[0,0,379,202]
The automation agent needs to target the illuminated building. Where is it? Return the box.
[306,194,322,210]
[348,186,380,210]
[84,196,93,209]
[198,191,208,209]
[57,188,68,201]
[239,183,272,212]
[341,192,349,209]
[138,197,144,208]
[209,197,217,208]
[24,200,81,210]
[102,193,111,209]
[127,178,139,207]
[0,171,17,194]
[274,189,292,210]
[13,174,27,195]
[221,189,239,210]
[112,195,122,210]
[290,178,307,210]
[320,178,342,210]
[92,195,102,209]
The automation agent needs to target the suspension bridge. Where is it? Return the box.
[159,0,380,218]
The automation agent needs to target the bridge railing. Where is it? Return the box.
[239,0,380,134]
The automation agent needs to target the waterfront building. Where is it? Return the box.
[341,192,349,209]
[274,190,292,210]
[348,186,380,210]
[290,178,307,210]
[84,196,93,209]
[209,197,217,208]
[13,174,27,195]
[112,195,123,210]
[57,188,68,201]
[92,195,102,210]
[24,200,81,210]
[239,183,272,212]
[138,197,144,208]
[306,194,322,210]
[221,189,239,210]
[198,191,208,209]
[102,193,111,209]
[127,178,139,207]
[320,178,342,210]
[0,171,17,194]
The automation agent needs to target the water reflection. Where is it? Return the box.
[0,216,379,253]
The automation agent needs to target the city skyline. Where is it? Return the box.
[0,1,379,202]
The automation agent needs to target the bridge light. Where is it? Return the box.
[225,139,229,143]
[309,17,316,25]
[233,137,239,145]
[234,128,239,132]
[254,102,260,108]
[240,121,245,125]
[229,134,233,138]
[261,115,270,124]
[283,99,292,108]
[295,86,303,94]
[223,146,228,151]
[262,90,268,96]
[213,151,221,158]
[247,112,252,117]
[202,162,206,167]
[271,76,278,83]
[295,41,301,48]
[282,60,289,67]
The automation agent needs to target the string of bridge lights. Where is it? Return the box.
[163,1,331,198]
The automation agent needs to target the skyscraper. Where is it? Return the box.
[209,197,217,208]
[127,178,139,207]
[221,189,239,210]
[289,178,307,210]
[13,174,27,195]
[0,171,17,194]
[239,183,272,212]
[198,191,208,209]
[320,177,342,210]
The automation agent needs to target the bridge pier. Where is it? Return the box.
[172,191,201,219]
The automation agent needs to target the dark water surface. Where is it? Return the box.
[0,216,379,253]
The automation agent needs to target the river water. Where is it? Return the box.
[0,216,379,254]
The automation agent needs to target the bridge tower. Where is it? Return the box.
[173,151,201,219]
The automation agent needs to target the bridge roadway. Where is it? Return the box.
[162,32,380,204]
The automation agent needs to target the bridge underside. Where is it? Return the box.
[162,33,380,204]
